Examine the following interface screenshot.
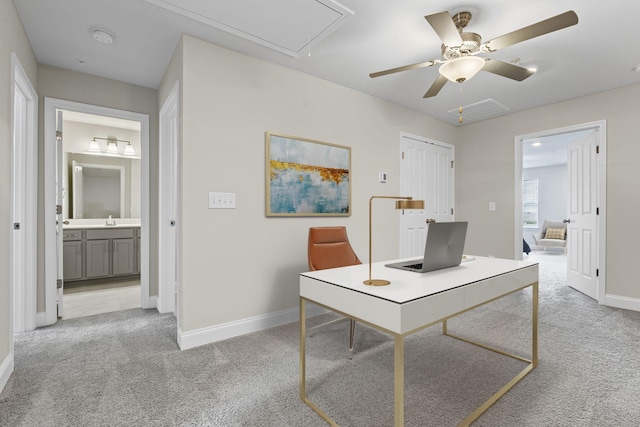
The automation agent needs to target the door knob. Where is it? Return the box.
[563,219,571,223]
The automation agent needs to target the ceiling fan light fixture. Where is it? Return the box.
[439,56,485,83]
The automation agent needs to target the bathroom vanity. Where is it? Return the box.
[63,223,141,283]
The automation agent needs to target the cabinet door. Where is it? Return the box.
[86,239,110,278]
[63,241,83,281]
[113,238,135,276]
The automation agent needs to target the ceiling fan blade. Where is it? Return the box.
[484,10,578,52]
[425,11,463,47]
[423,75,448,98]
[369,60,437,78]
[482,58,535,81]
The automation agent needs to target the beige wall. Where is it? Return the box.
[0,0,38,370]
[456,84,640,299]
[178,35,456,332]
[36,65,160,310]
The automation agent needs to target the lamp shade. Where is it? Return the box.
[439,56,485,83]
[106,138,118,154]
[87,139,101,152]
[123,142,136,156]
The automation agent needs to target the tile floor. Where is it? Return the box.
[62,280,141,320]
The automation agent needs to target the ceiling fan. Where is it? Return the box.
[369,10,578,98]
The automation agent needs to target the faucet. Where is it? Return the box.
[106,215,116,226]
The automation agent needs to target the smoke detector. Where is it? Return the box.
[91,28,114,44]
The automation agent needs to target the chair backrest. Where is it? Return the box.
[308,226,362,271]
[541,219,567,239]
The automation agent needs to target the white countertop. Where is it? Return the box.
[63,218,141,229]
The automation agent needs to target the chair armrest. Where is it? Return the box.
[532,233,542,244]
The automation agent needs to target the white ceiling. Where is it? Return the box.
[13,0,640,127]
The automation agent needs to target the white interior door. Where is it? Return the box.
[158,83,179,314]
[566,129,598,299]
[11,53,38,333]
[56,111,64,317]
[399,133,454,257]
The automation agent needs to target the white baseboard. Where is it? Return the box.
[146,295,158,309]
[177,303,328,350]
[605,294,640,312]
[0,353,14,394]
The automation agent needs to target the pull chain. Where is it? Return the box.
[458,83,463,124]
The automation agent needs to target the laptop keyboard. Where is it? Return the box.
[405,263,423,270]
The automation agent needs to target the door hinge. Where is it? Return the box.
[596,207,599,215]
[56,130,62,140]
[401,151,405,160]
[596,269,599,277]
[451,161,454,168]
[596,145,600,154]
[13,222,21,230]
[56,204,62,214]
[56,279,63,289]
[451,208,454,215]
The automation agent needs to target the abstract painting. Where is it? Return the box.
[266,132,351,216]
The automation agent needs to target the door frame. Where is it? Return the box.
[44,98,151,325]
[158,81,180,315]
[514,120,607,303]
[11,52,38,333]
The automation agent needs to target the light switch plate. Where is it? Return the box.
[209,192,236,209]
[489,201,496,211]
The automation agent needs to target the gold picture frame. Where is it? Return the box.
[266,132,351,217]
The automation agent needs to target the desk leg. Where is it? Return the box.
[394,334,404,427]
[532,281,539,367]
[300,297,306,400]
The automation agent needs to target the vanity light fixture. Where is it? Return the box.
[89,136,134,156]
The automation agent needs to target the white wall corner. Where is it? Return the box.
[36,311,47,328]
[604,294,640,312]
[0,353,14,394]
[177,304,328,350]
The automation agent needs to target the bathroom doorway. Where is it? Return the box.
[43,98,151,324]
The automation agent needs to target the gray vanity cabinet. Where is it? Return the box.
[62,231,83,281]
[86,239,110,278]
[112,238,135,275]
[64,227,139,282]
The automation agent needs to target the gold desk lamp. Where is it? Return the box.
[364,196,425,286]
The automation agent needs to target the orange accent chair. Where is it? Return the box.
[307,226,361,357]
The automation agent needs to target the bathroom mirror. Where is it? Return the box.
[72,161,125,219]
[64,153,140,220]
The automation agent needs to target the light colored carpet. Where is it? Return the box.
[2,252,639,426]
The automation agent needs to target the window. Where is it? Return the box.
[522,178,539,228]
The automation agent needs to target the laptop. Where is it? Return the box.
[386,221,468,273]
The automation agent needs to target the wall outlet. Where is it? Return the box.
[379,171,387,183]
[209,192,236,209]
[489,201,496,211]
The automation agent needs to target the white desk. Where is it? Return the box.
[299,256,539,426]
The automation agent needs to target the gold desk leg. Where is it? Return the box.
[300,297,306,400]
[394,334,404,427]
[532,281,539,367]
[300,297,339,426]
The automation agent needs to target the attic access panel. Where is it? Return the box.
[144,0,354,57]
